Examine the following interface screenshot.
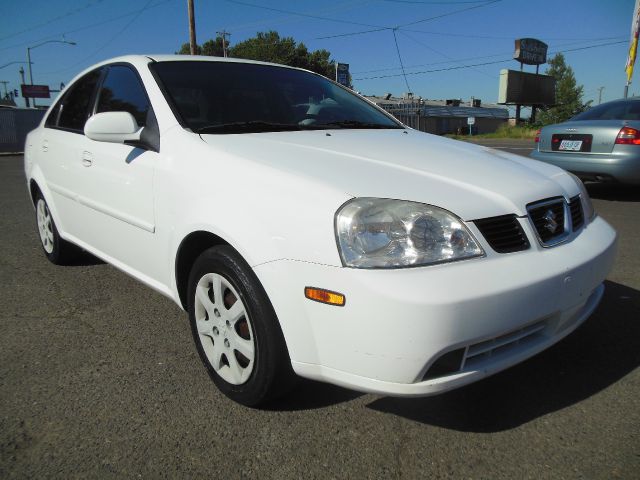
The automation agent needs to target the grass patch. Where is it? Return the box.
[446,124,538,140]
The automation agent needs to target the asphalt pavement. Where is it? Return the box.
[1,151,639,479]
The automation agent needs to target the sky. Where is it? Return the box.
[0,0,635,110]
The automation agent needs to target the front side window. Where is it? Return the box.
[151,61,402,133]
[96,65,150,127]
[54,68,102,131]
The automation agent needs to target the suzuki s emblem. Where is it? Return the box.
[543,209,558,233]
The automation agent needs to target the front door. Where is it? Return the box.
[73,64,161,283]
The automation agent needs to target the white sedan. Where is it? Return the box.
[24,55,617,406]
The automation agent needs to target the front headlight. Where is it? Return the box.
[568,173,595,222]
[335,198,484,268]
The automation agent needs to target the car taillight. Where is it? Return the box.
[534,129,541,143]
[615,126,640,145]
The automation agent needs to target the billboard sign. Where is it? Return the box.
[498,69,555,105]
[21,84,51,99]
[514,38,548,65]
[336,63,350,87]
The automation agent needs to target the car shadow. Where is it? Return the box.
[264,378,363,411]
[586,183,640,202]
[366,280,640,432]
[65,249,105,266]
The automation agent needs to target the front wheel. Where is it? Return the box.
[187,246,294,406]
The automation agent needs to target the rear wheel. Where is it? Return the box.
[188,246,294,406]
[35,193,77,265]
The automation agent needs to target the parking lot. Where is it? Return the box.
[1,150,638,478]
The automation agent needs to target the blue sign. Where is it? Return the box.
[336,63,350,87]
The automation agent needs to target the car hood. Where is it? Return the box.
[200,129,576,220]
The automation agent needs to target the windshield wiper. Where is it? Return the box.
[321,120,404,129]
[196,121,303,134]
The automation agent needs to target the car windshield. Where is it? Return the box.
[571,99,640,121]
[151,61,403,133]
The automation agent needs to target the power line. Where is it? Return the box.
[396,0,502,28]
[399,30,495,79]
[382,0,493,3]
[0,0,104,43]
[317,0,502,40]
[353,39,627,81]
[391,29,412,92]
[317,27,391,40]
[401,28,625,41]
[352,37,626,74]
[40,0,156,75]
[222,0,388,29]
[0,0,176,53]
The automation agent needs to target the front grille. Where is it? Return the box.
[474,214,530,253]
[569,195,584,230]
[527,197,566,245]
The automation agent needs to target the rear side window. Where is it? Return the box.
[96,65,150,127]
[56,69,102,131]
[572,100,640,121]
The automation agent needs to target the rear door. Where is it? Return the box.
[39,68,103,235]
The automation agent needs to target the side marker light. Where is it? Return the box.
[304,287,346,307]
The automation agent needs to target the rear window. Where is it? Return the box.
[55,68,102,131]
[572,100,640,121]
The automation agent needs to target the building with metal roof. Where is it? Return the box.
[366,95,509,135]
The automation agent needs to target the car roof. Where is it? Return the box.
[66,54,312,91]
[598,96,640,105]
[87,54,304,73]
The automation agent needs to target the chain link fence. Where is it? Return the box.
[0,109,45,153]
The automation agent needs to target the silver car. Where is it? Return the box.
[530,98,640,185]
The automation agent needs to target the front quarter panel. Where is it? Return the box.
[157,128,351,278]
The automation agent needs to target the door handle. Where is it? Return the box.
[82,151,93,167]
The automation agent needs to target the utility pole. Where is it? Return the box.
[188,0,197,55]
[597,86,605,104]
[217,30,231,57]
[19,66,29,108]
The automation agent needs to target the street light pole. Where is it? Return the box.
[25,39,76,108]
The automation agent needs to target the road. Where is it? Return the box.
[1,151,639,479]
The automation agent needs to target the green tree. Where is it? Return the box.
[178,31,339,81]
[177,37,226,56]
[538,53,591,125]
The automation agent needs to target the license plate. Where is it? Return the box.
[559,140,583,151]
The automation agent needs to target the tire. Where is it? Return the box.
[187,245,294,406]
[34,193,77,265]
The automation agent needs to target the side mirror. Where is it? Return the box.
[84,111,142,144]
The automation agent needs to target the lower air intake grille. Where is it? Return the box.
[422,320,548,381]
[569,195,584,230]
[473,214,530,253]
[463,321,547,369]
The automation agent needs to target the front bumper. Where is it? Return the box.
[254,215,617,396]
[530,149,640,184]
